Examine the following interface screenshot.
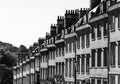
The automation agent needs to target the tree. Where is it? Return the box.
[0,66,13,84]
[0,50,16,67]
[0,49,16,84]
[20,45,27,52]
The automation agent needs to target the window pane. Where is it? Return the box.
[97,24,101,38]
[118,75,120,84]
[97,79,101,84]
[77,36,80,49]
[92,50,95,67]
[110,75,115,84]
[104,48,107,66]
[82,35,85,48]
[77,56,80,72]
[118,14,120,28]
[66,44,68,53]
[111,43,115,66]
[69,43,71,53]
[111,16,115,31]
[118,43,120,65]
[92,27,95,40]
[91,79,95,84]
[86,55,89,73]
[81,56,84,74]
[97,49,101,67]
[103,80,107,84]
[86,34,90,48]
[103,22,107,36]
[69,59,71,77]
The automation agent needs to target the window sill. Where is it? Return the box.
[92,38,95,41]
[81,47,85,49]
[77,72,80,74]
[89,66,107,69]
[118,27,120,30]
[110,29,115,32]
[104,35,107,38]
[97,37,101,40]
[111,65,115,68]
[81,72,84,74]
[86,72,89,74]
[86,45,90,48]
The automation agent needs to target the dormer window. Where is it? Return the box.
[97,24,101,39]
[91,27,95,40]
[103,1,107,12]
[118,13,120,29]
[100,3,103,14]
[103,22,107,37]
[110,15,115,31]
[83,15,87,24]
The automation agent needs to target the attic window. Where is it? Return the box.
[94,6,100,16]
[79,18,83,26]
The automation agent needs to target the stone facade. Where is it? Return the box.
[13,0,120,84]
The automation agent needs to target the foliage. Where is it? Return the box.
[0,66,13,84]
[20,45,27,52]
[0,51,16,67]
[0,49,16,84]
[0,42,27,84]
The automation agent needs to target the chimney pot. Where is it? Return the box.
[80,8,82,11]
[68,10,70,14]
[66,10,67,14]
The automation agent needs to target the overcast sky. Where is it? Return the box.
[0,0,89,48]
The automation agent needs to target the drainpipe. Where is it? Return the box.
[74,31,77,84]
[107,16,110,84]
[39,51,41,84]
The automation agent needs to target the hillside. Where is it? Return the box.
[0,41,20,58]
[0,41,20,84]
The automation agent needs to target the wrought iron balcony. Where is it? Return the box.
[90,13,108,23]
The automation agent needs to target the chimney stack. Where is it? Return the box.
[79,8,89,18]
[50,24,56,36]
[38,38,45,45]
[46,32,50,39]
[64,9,79,28]
[57,16,64,34]
[90,0,101,9]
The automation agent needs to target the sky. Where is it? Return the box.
[0,0,89,48]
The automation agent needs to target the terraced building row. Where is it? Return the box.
[13,0,120,84]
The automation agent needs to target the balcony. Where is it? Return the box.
[34,53,40,57]
[108,1,120,12]
[65,32,76,39]
[54,75,64,83]
[109,68,120,75]
[55,34,64,44]
[65,25,75,34]
[77,73,90,81]
[90,13,108,23]
[26,58,30,62]
[76,24,89,32]
[55,30,65,44]
[30,56,35,60]
[47,44,56,49]
[47,77,54,82]
[55,39,64,44]
[47,37,56,49]
[65,25,77,39]
[40,48,48,52]
[40,79,47,82]
[22,61,26,64]
[90,68,108,78]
